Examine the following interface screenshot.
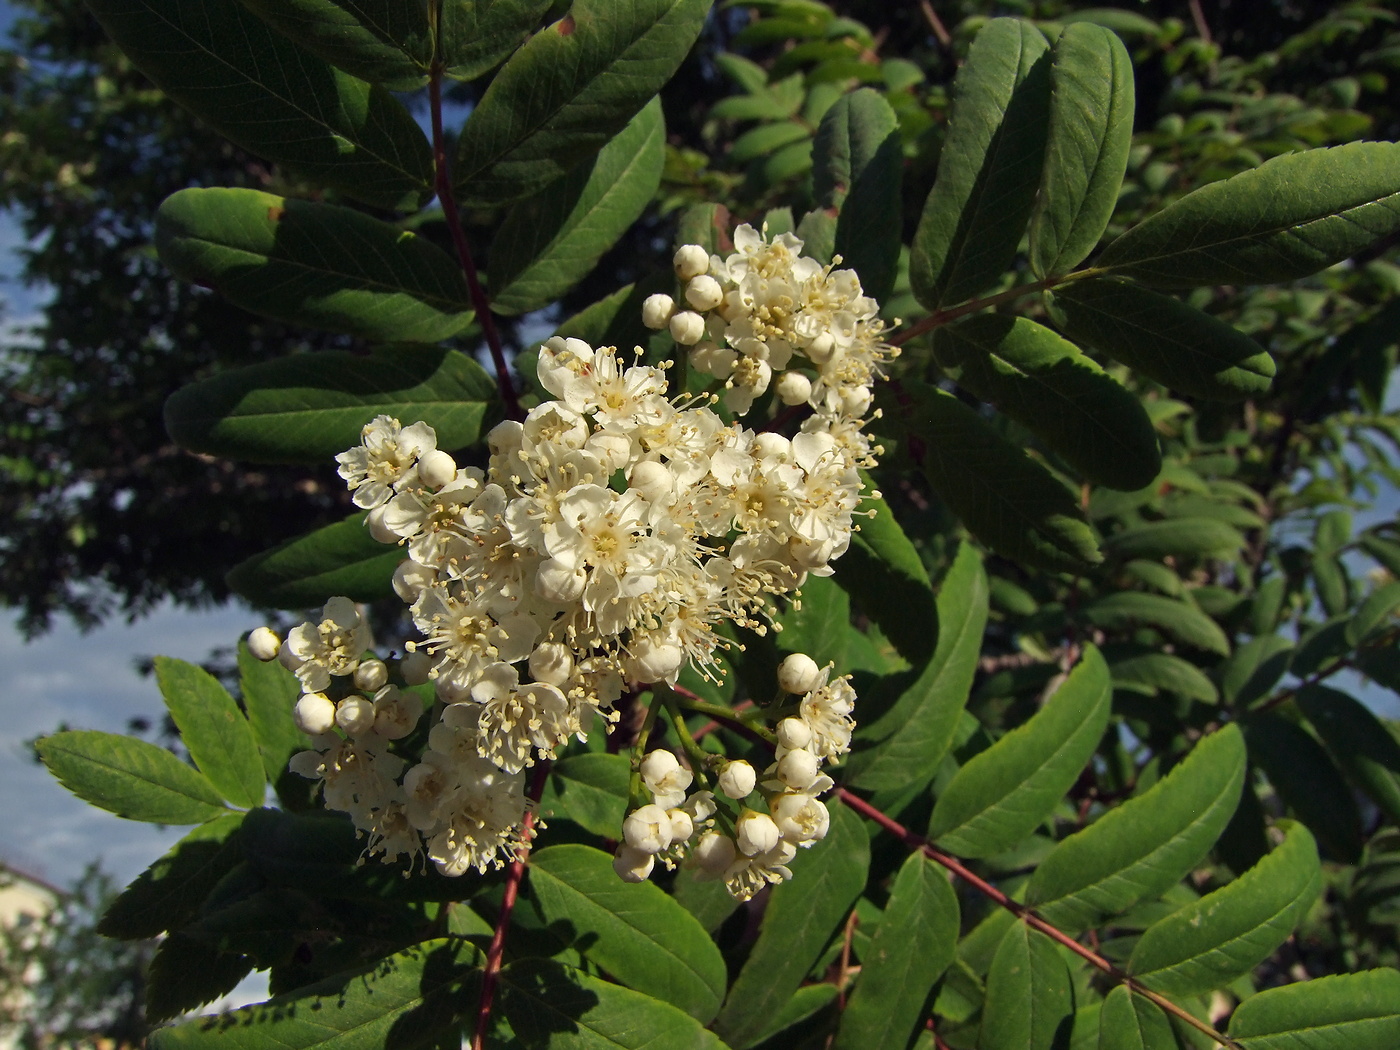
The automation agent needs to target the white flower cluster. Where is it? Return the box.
[617,652,855,901]
[257,226,886,889]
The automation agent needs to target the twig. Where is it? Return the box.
[836,908,860,1008]
[835,788,1243,1049]
[428,56,523,422]
[891,270,1098,348]
[472,761,551,1050]
[917,0,952,51]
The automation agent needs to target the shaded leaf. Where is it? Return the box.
[980,922,1074,1050]
[440,0,555,82]
[226,512,404,608]
[154,656,266,809]
[1097,986,1175,1050]
[1108,652,1218,703]
[538,753,629,838]
[1227,968,1400,1050]
[1104,519,1246,561]
[238,639,307,785]
[146,935,253,1024]
[37,730,228,825]
[1082,593,1229,655]
[1298,685,1400,825]
[237,0,431,89]
[836,486,936,665]
[929,645,1111,858]
[1127,824,1322,997]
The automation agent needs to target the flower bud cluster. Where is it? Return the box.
[266,225,885,888]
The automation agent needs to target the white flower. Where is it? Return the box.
[353,659,388,692]
[725,839,797,901]
[614,845,657,882]
[717,760,756,800]
[775,717,813,750]
[691,831,736,878]
[775,748,823,791]
[624,804,674,854]
[336,415,437,509]
[641,750,693,809]
[470,662,577,773]
[286,597,372,693]
[335,695,376,737]
[667,807,695,844]
[735,809,780,856]
[800,669,857,760]
[771,793,830,846]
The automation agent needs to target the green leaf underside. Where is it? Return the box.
[236,1,431,89]
[146,936,252,1023]
[84,0,431,211]
[1029,22,1134,277]
[848,543,987,788]
[439,0,556,82]
[226,512,405,608]
[165,346,496,464]
[814,88,902,303]
[99,813,245,939]
[1098,141,1400,286]
[836,487,936,665]
[911,17,1051,309]
[154,656,266,809]
[1051,278,1276,401]
[149,938,481,1050]
[929,645,1111,858]
[490,97,665,316]
[538,753,630,838]
[1098,986,1175,1050]
[980,923,1074,1050]
[1127,823,1322,997]
[714,803,869,1048]
[1082,592,1231,655]
[906,383,1102,573]
[497,957,727,1050]
[1227,968,1400,1049]
[1026,725,1245,931]
[454,0,710,207]
[1299,685,1400,824]
[154,188,473,342]
[933,314,1160,491]
[37,730,228,824]
[237,640,307,784]
[527,845,727,1023]
[1105,518,1246,560]
[833,854,959,1050]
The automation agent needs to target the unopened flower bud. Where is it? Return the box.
[366,505,398,544]
[669,310,705,346]
[778,652,822,695]
[373,685,422,739]
[735,809,780,856]
[293,692,336,735]
[529,642,574,687]
[353,658,388,692]
[586,430,633,472]
[772,793,830,845]
[691,341,736,379]
[628,636,684,683]
[776,717,813,751]
[400,650,432,686]
[623,804,674,854]
[335,695,376,736]
[717,760,757,800]
[667,807,695,844]
[641,293,676,329]
[673,244,709,280]
[805,332,836,363]
[640,749,680,783]
[685,274,724,311]
[627,460,673,505]
[776,748,822,791]
[392,559,436,602]
[416,449,457,489]
[247,626,281,662]
[536,558,587,603]
[841,386,873,417]
[613,845,655,883]
[774,371,813,406]
[691,831,737,876]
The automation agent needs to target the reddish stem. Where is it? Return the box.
[428,66,523,422]
[472,761,551,1050]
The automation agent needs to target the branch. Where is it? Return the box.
[835,788,1243,1050]
[429,61,523,422]
[891,269,1099,348]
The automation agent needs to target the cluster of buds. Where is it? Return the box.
[252,226,887,893]
[615,652,853,900]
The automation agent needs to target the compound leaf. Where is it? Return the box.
[37,731,229,825]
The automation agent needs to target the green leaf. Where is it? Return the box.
[1082,593,1230,655]
[1097,986,1175,1050]
[932,315,1160,491]
[237,0,431,89]
[1026,725,1245,931]
[149,938,481,1050]
[527,844,727,1023]
[227,512,404,608]
[497,957,727,1050]
[166,346,497,465]
[1127,823,1322,997]
[490,97,665,316]
[904,382,1102,573]
[730,121,809,163]
[238,639,307,785]
[99,814,246,939]
[750,985,838,1048]
[848,543,987,789]
[910,18,1051,309]
[833,854,959,1050]
[146,935,252,1024]
[1098,142,1400,286]
[1104,518,1246,561]
[154,656,266,809]
[155,188,473,342]
[812,88,902,303]
[453,0,710,206]
[1244,712,1364,863]
[37,730,229,824]
[538,753,630,838]
[980,923,1075,1050]
[836,486,936,665]
[714,803,869,1048]
[1347,581,1400,645]
[1029,23,1134,277]
[84,0,431,210]
[1107,652,1218,703]
[1227,968,1400,1050]
[928,645,1111,858]
[1297,686,1400,825]
[1051,278,1276,401]
[440,0,555,82]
